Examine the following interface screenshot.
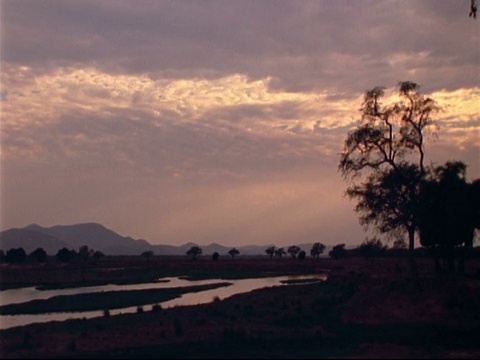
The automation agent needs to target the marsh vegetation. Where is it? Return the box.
[1,255,480,358]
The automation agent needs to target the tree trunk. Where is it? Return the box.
[407,226,419,285]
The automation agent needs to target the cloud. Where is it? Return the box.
[1,1,478,246]
[2,1,477,93]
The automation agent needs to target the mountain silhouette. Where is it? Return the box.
[0,228,69,254]
[0,223,330,256]
[0,223,151,255]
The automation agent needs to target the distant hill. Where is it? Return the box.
[0,228,69,254]
[0,223,333,257]
[21,223,153,255]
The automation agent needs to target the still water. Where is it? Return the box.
[0,274,326,330]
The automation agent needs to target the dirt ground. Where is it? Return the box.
[1,256,480,359]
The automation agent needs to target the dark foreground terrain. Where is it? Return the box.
[1,255,480,359]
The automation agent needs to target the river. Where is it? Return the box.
[0,274,326,330]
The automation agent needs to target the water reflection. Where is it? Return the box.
[0,274,326,330]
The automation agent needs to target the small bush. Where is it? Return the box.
[152,303,162,313]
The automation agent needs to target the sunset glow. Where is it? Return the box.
[1,1,478,247]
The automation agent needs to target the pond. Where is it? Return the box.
[0,274,326,330]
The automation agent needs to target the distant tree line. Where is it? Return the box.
[0,245,105,264]
[3,233,480,267]
[185,246,241,260]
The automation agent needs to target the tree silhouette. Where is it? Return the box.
[274,247,286,258]
[329,244,347,259]
[310,242,326,259]
[228,248,240,259]
[287,245,301,258]
[29,247,48,263]
[6,247,27,264]
[265,246,275,259]
[418,161,480,273]
[212,251,220,261]
[141,250,154,267]
[186,246,202,260]
[358,237,387,258]
[339,81,439,282]
[92,250,105,260]
[78,245,94,261]
[56,247,74,263]
[298,250,306,260]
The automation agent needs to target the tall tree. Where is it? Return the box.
[274,247,286,258]
[329,244,347,259]
[358,237,387,258]
[141,250,154,268]
[78,245,94,261]
[265,246,276,259]
[310,242,326,259]
[228,248,240,259]
[287,245,301,259]
[56,247,75,263]
[186,246,202,260]
[6,248,27,264]
[339,81,439,282]
[418,161,480,273]
[29,247,48,263]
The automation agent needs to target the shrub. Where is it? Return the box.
[28,248,47,263]
[6,248,27,264]
[152,303,162,313]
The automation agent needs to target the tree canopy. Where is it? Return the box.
[339,81,478,279]
[339,81,439,281]
[310,242,326,259]
[186,246,202,260]
[287,245,301,258]
[228,248,240,259]
[418,161,480,273]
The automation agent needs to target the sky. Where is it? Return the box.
[1,1,479,248]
